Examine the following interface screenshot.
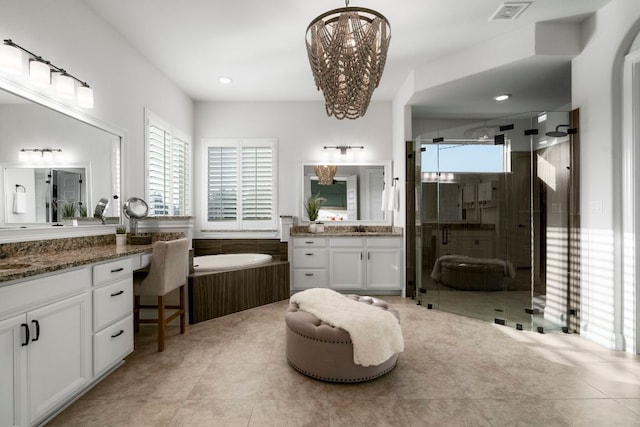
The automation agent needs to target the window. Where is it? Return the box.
[145,110,191,216]
[421,143,508,173]
[203,138,277,230]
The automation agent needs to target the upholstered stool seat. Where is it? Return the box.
[285,294,400,383]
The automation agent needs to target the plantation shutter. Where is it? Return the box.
[146,111,191,216]
[204,138,277,230]
[242,146,273,220]
[207,147,238,221]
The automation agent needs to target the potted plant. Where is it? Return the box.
[115,225,127,246]
[305,193,326,232]
[60,200,78,226]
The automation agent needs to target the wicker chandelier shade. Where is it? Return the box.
[306,2,391,120]
[314,165,338,185]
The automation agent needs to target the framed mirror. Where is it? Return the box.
[301,161,392,225]
[0,86,122,228]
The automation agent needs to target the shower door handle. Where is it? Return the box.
[442,226,449,245]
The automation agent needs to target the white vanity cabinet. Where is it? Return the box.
[291,237,328,289]
[291,235,402,293]
[0,268,92,427]
[0,253,138,426]
[92,257,134,376]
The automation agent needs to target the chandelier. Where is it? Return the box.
[306,1,391,120]
[314,165,338,185]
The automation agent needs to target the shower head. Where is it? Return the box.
[546,124,570,137]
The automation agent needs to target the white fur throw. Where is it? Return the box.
[290,288,404,367]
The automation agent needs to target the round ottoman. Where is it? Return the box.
[285,294,400,383]
[440,260,506,291]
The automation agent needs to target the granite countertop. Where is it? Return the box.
[290,225,403,237]
[0,244,153,284]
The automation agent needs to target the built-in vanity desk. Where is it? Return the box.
[0,234,180,427]
[289,226,403,294]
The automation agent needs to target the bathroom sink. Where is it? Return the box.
[0,263,31,270]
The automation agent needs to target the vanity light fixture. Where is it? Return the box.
[19,148,62,163]
[0,39,94,108]
[323,145,364,155]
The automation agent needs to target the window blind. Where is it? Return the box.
[146,112,191,216]
[207,147,237,221]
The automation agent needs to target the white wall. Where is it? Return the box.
[572,0,640,350]
[193,101,393,235]
[0,0,194,209]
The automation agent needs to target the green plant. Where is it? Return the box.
[77,203,87,217]
[115,226,127,234]
[60,200,76,218]
[305,193,326,222]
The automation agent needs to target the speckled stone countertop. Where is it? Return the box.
[0,232,183,284]
[289,225,403,237]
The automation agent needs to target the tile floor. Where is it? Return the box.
[50,297,640,426]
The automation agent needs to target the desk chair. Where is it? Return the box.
[133,238,189,352]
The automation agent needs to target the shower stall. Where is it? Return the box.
[412,111,580,332]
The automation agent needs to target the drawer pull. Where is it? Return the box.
[110,290,125,297]
[110,267,125,273]
[305,273,314,277]
[305,253,314,256]
[111,330,125,338]
[31,320,40,342]
[21,323,29,346]
[305,241,315,244]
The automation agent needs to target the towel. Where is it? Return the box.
[13,191,27,214]
[290,288,404,366]
[387,184,399,211]
[380,187,388,211]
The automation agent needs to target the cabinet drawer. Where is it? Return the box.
[93,258,133,286]
[93,315,133,376]
[292,248,327,268]
[292,269,327,289]
[93,278,132,331]
[293,238,326,248]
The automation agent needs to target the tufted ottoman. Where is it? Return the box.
[285,294,400,383]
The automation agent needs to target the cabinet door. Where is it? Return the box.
[0,314,28,427]
[366,249,402,290]
[27,293,91,424]
[329,248,364,290]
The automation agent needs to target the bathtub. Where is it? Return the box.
[193,253,273,272]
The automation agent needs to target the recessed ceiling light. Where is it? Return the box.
[493,94,511,102]
[218,76,232,84]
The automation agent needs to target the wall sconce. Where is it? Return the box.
[19,148,63,163]
[323,145,364,155]
[0,39,94,108]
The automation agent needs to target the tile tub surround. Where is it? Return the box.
[290,225,403,237]
[0,232,184,282]
[49,296,640,426]
[193,238,288,261]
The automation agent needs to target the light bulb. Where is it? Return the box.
[0,43,22,74]
[77,84,93,108]
[56,73,75,99]
[30,59,51,87]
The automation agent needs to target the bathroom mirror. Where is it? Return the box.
[301,161,391,224]
[0,86,122,228]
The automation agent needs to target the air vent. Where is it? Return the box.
[489,2,531,21]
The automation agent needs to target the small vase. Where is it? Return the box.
[62,218,78,226]
[309,222,317,233]
[115,234,127,246]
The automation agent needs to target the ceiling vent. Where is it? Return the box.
[489,2,531,21]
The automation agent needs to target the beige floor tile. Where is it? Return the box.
[474,398,571,426]
[249,399,330,426]
[48,398,181,426]
[328,398,411,426]
[550,398,640,426]
[399,399,492,427]
[615,398,640,416]
[168,399,254,427]
[189,360,266,400]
